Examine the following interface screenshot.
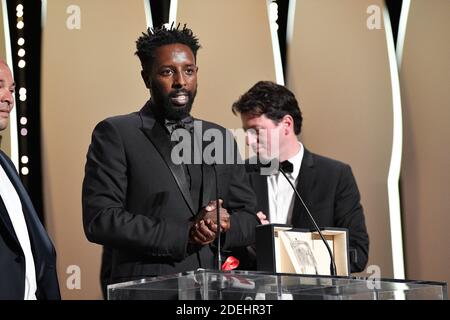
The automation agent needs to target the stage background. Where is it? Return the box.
[0,0,447,299]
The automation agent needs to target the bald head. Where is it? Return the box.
[0,60,15,131]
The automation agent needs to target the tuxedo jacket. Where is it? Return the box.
[243,148,369,273]
[82,103,259,285]
[0,150,60,300]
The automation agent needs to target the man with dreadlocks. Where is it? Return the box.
[82,24,259,296]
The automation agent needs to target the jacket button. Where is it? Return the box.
[15,256,23,263]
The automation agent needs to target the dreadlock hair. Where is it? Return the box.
[232,81,303,135]
[135,23,201,71]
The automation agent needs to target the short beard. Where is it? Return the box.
[152,89,197,121]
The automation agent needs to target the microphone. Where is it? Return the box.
[210,162,228,300]
[278,160,338,276]
[211,162,222,271]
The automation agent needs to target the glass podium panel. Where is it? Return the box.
[107,269,447,300]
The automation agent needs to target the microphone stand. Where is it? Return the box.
[278,167,337,276]
[211,163,227,299]
[212,163,222,271]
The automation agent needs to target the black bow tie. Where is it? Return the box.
[280,160,294,174]
[164,116,194,134]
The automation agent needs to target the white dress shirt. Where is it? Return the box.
[267,142,304,224]
[0,165,37,300]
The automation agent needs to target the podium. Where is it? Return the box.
[107,269,447,300]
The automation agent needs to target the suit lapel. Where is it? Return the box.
[0,154,22,248]
[193,123,214,209]
[292,148,315,228]
[139,105,196,215]
[0,193,21,249]
[0,150,53,279]
[201,164,215,208]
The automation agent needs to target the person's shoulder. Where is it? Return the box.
[0,149,13,165]
[93,111,141,132]
[101,111,140,125]
[0,149,7,158]
[308,149,351,171]
[0,150,19,176]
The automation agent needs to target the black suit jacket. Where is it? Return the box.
[82,103,258,285]
[241,148,369,273]
[0,150,60,300]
